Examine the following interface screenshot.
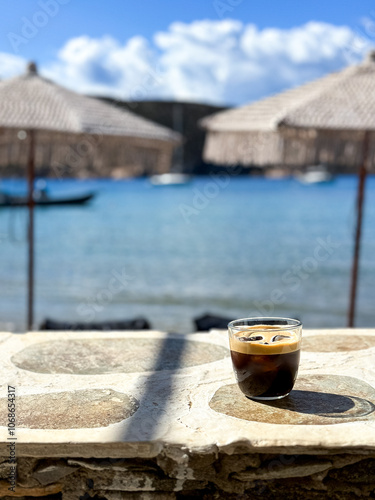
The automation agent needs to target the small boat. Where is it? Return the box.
[294,166,334,185]
[150,173,192,186]
[0,190,95,207]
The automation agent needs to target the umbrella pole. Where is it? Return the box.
[27,130,35,331]
[348,130,370,327]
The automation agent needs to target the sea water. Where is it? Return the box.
[0,175,374,333]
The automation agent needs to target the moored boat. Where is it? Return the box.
[294,165,334,185]
[0,191,95,207]
[150,173,192,186]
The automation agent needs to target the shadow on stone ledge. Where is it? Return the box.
[210,375,375,425]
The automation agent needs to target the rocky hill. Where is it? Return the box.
[99,98,228,174]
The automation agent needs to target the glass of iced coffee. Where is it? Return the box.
[228,317,302,400]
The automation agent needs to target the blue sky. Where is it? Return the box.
[1,0,375,105]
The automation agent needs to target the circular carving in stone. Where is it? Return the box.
[302,335,375,352]
[11,338,229,374]
[209,375,375,425]
[0,389,139,429]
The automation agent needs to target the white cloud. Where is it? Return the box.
[43,34,156,99]
[153,20,369,104]
[0,53,27,80]
[0,20,371,104]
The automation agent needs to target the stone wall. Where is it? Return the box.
[0,452,375,499]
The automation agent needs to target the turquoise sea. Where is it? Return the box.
[1,175,374,333]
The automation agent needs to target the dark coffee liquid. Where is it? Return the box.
[230,349,300,399]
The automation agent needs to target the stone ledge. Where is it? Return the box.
[0,328,374,498]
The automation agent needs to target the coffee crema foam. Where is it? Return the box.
[230,325,301,355]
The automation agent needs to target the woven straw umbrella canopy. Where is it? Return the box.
[202,52,375,167]
[202,51,375,326]
[0,62,179,144]
[0,62,180,330]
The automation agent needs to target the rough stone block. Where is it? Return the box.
[233,457,332,480]
[329,453,374,469]
[95,493,177,500]
[324,478,373,498]
[92,470,208,493]
[86,470,172,492]
[218,453,261,477]
[157,453,216,481]
[61,474,94,500]
[68,458,159,474]
[0,461,10,481]
[12,458,41,488]
[326,458,375,484]
[0,479,62,497]
[32,459,79,485]
[186,454,217,481]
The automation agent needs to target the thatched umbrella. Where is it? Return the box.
[202,51,375,327]
[0,62,180,331]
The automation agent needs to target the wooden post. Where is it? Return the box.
[27,130,35,331]
[348,130,370,327]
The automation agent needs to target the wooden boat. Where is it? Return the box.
[0,191,95,207]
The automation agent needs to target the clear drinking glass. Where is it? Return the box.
[228,317,302,400]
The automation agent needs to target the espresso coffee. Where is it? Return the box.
[229,325,300,399]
